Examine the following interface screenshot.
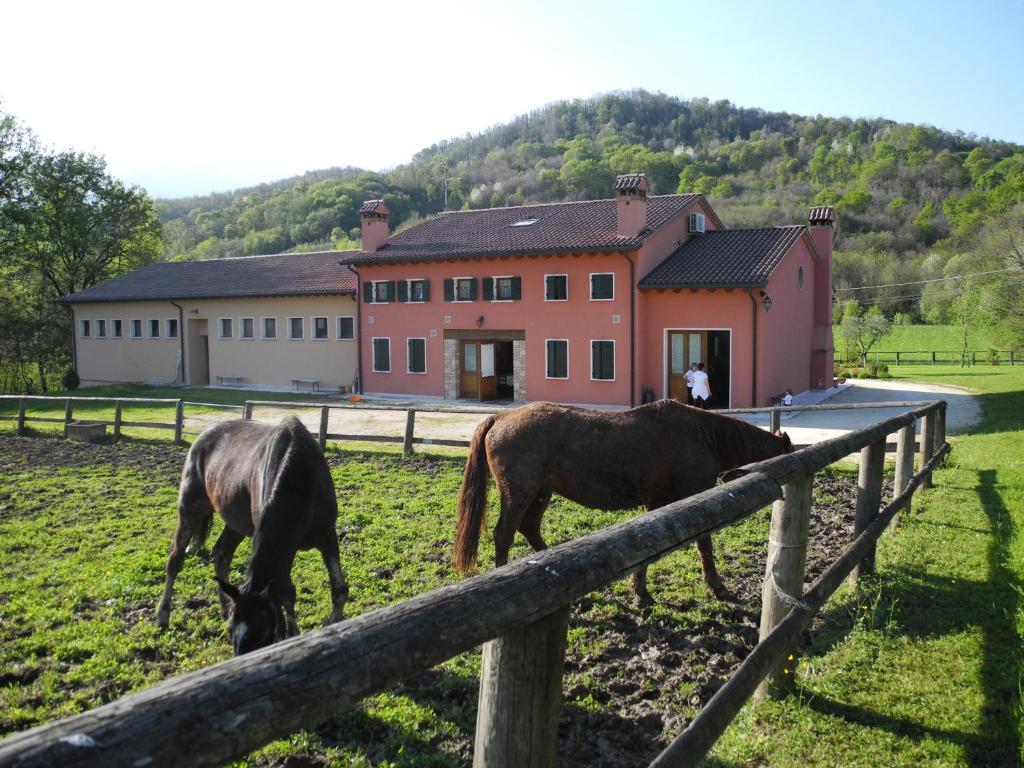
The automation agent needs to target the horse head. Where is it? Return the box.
[718,430,794,484]
[215,578,287,656]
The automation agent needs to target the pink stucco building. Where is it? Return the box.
[342,176,836,408]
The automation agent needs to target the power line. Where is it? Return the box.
[834,266,1019,293]
[848,272,1024,307]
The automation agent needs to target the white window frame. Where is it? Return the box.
[311,316,329,341]
[79,319,92,338]
[545,338,570,380]
[287,316,304,340]
[165,318,179,339]
[407,337,427,374]
[544,273,569,302]
[589,272,615,302]
[238,317,256,340]
[490,275,515,303]
[453,276,475,303]
[94,318,107,339]
[111,319,123,339]
[336,315,355,340]
[371,336,391,373]
[261,316,278,340]
[590,339,616,382]
[129,319,143,339]
[406,278,429,304]
[217,317,233,339]
[370,280,393,304]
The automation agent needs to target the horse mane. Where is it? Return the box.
[645,399,777,462]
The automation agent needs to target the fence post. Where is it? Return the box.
[113,400,122,441]
[243,402,254,420]
[403,409,417,455]
[769,408,780,435]
[919,411,935,488]
[318,405,329,452]
[755,475,812,701]
[1012,350,1016,366]
[474,606,570,768]
[16,398,26,435]
[850,439,885,587]
[971,351,976,365]
[174,400,184,444]
[895,351,900,366]
[891,423,915,531]
[931,351,936,365]
[63,398,74,438]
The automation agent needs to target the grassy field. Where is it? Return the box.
[712,364,1024,766]
[834,324,1011,361]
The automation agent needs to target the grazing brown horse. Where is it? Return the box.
[155,416,348,655]
[454,399,793,603]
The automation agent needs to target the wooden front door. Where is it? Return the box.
[667,331,706,400]
[460,341,480,399]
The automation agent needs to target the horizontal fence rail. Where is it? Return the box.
[836,349,1017,365]
[0,400,949,768]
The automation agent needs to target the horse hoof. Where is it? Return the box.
[705,582,729,600]
[155,611,169,629]
[634,592,655,609]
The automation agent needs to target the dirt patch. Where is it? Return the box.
[0,434,186,483]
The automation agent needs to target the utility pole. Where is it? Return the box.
[441,176,456,211]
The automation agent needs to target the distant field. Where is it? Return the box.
[835,324,1013,361]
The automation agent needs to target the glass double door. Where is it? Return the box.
[668,331,705,401]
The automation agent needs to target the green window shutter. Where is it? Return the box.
[592,341,614,380]
[547,341,555,377]
[511,276,522,300]
[363,282,373,303]
[444,278,454,302]
[397,280,409,302]
[421,280,430,301]
[468,278,478,301]
[384,281,396,302]
[545,276,554,301]
[482,277,494,301]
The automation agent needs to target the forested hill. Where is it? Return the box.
[157,91,1023,318]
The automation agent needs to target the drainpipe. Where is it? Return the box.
[620,251,636,407]
[349,266,363,394]
[170,301,186,384]
[746,288,758,407]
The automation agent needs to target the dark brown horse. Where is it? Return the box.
[454,399,792,603]
[155,416,348,655]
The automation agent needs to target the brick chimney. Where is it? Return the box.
[808,205,836,390]
[614,173,648,238]
[359,199,391,252]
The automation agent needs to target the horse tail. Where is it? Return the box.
[454,415,497,575]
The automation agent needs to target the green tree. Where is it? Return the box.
[841,302,891,365]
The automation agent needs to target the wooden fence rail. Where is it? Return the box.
[0,400,948,768]
[836,349,1017,366]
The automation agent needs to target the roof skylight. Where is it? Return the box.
[510,218,539,227]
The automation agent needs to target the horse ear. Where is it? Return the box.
[778,431,794,453]
[215,578,242,604]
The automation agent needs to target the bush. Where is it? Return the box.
[62,367,80,391]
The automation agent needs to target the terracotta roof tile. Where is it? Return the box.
[359,199,390,215]
[61,251,359,304]
[614,173,648,192]
[808,205,836,225]
[341,194,705,266]
[638,226,806,289]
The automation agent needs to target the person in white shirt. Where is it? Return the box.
[692,363,711,409]
[783,389,794,406]
[685,362,697,404]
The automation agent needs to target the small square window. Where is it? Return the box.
[80,319,91,338]
[148,319,161,338]
[219,318,233,339]
[240,318,255,339]
[130,319,143,338]
[337,316,354,340]
[288,317,304,339]
[372,338,391,372]
[111,319,123,338]
[590,273,614,301]
[95,319,107,338]
[408,338,426,373]
[166,318,179,338]
[262,317,277,339]
[313,317,328,340]
[546,340,568,379]
[545,275,568,301]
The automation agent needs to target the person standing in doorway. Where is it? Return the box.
[685,362,698,404]
[692,362,711,409]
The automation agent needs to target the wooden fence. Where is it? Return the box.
[0,400,949,768]
[846,349,1017,366]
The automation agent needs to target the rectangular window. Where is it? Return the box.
[240,317,255,339]
[148,319,161,338]
[312,316,329,340]
[262,317,277,339]
[408,279,429,302]
[407,338,426,373]
[455,277,475,301]
[79,319,91,338]
[546,339,568,379]
[130,319,143,338]
[590,273,614,301]
[371,281,395,303]
[95,319,106,338]
[545,274,568,301]
[166,318,178,338]
[111,319,123,338]
[288,317,304,339]
[218,318,233,339]
[372,337,391,372]
[337,316,354,340]
[494,276,514,301]
[592,340,615,380]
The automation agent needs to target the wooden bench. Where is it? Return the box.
[291,378,320,392]
[216,375,245,387]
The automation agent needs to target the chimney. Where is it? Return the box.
[614,173,648,238]
[808,205,836,390]
[359,199,391,251]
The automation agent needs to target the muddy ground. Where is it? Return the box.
[0,435,871,767]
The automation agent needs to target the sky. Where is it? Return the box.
[3,0,1023,199]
